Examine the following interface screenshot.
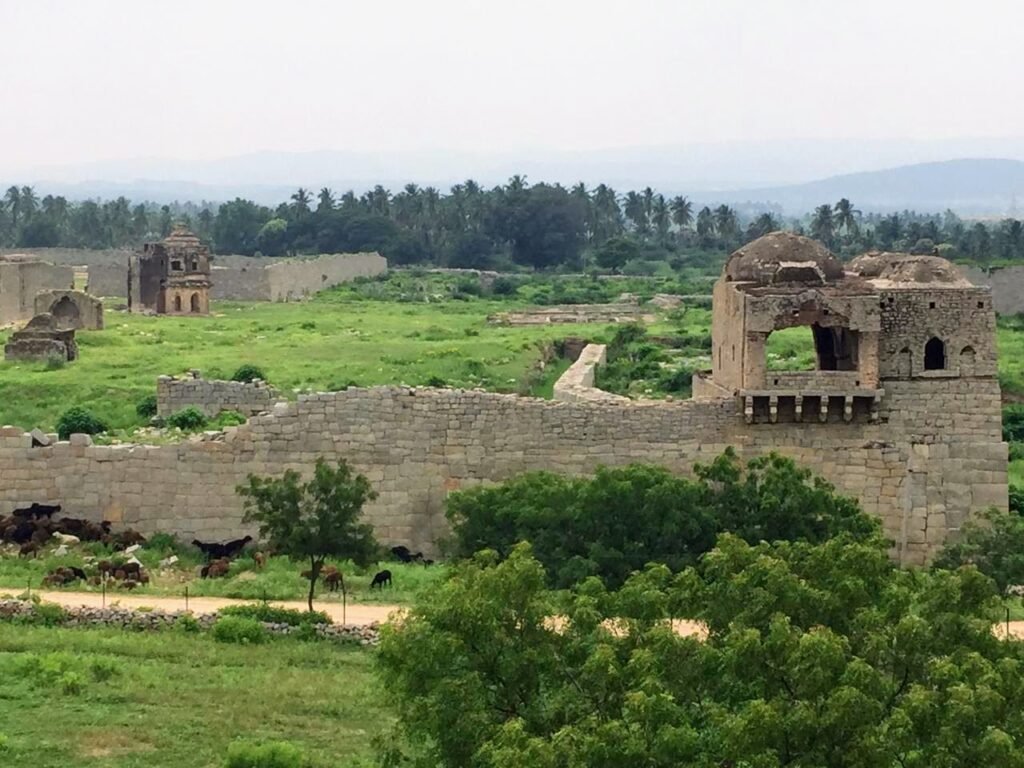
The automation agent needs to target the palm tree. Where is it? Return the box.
[4,186,21,228]
[290,188,312,217]
[623,191,648,235]
[19,186,38,223]
[746,212,780,241]
[810,204,836,247]
[651,194,670,242]
[833,198,860,239]
[696,206,716,245]
[591,184,622,242]
[713,204,738,243]
[317,188,336,213]
[670,196,694,230]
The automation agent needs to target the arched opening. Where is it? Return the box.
[896,347,912,377]
[173,295,182,312]
[960,345,976,375]
[50,296,81,329]
[190,293,201,313]
[766,324,858,372]
[924,337,945,370]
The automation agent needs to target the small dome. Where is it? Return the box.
[724,232,844,285]
[848,251,970,286]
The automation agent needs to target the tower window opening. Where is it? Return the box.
[924,337,945,370]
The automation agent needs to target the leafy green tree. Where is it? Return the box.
[933,507,1024,595]
[445,450,877,589]
[214,198,271,255]
[670,195,694,230]
[593,235,641,272]
[256,217,289,257]
[237,458,378,612]
[378,536,1021,768]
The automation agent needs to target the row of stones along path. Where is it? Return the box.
[28,591,1024,640]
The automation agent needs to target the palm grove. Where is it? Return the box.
[3,182,1023,270]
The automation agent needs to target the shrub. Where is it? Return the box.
[224,741,308,768]
[21,603,67,627]
[232,364,267,383]
[59,671,83,695]
[175,613,201,634]
[0,733,8,752]
[166,406,208,432]
[490,276,519,296]
[212,410,248,428]
[219,604,330,627]
[88,657,120,682]
[212,616,268,645]
[1005,404,1024,443]
[143,531,181,553]
[136,394,158,418]
[56,406,107,440]
[425,375,447,388]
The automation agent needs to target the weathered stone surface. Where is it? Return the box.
[156,373,278,418]
[4,312,77,362]
[34,289,104,330]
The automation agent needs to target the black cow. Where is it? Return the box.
[12,503,61,520]
[370,569,393,589]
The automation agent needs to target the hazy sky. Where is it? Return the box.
[3,0,1023,169]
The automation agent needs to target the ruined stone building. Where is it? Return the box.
[0,255,74,326]
[129,226,211,314]
[4,313,77,362]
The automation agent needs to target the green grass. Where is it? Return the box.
[0,623,385,767]
[0,540,445,605]
[0,295,601,432]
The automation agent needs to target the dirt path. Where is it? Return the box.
[23,590,1024,639]
[29,590,403,625]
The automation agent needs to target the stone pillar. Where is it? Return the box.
[743,332,767,389]
[857,331,880,388]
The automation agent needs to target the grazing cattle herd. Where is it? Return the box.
[1,501,435,598]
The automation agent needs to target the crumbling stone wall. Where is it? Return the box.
[264,253,387,301]
[0,381,1005,564]
[87,264,129,298]
[34,290,104,331]
[0,258,75,325]
[553,344,630,404]
[156,374,278,418]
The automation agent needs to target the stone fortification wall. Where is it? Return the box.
[0,248,130,268]
[0,380,1005,564]
[553,344,629,404]
[964,266,1024,316]
[86,264,129,298]
[210,265,267,301]
[264,252,387,301]
[156,374,279,418]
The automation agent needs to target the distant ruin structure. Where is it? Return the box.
[0,255,74,326]
[33,289,104,331]
[129,226,211,315]
[4,313,78,362]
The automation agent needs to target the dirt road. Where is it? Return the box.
[28,590,403,625]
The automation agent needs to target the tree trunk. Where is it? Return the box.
[340,572,347,626]
[307,557,321,613]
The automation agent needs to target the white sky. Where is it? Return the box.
[2,0,1023,167]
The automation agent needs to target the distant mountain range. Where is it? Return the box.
[4,139,1024,215]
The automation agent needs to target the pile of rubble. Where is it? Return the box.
[0,599,381,646]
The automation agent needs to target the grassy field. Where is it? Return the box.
[0,292,603,433]
[0,539,446,605]
[0,623,384,767]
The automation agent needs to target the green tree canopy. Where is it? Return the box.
[237,457,378,611]
[378,538,1021,768]
[444,450,878,589]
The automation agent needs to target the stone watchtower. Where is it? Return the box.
[129,225,212,315]
[693,232,1006,563]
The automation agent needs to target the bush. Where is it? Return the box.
[232,364,267,383]
[88,657,120,682]
[425,375,447,388]
[224,741,308,768]
[55,406,107,440]
[175,614,201,634]
[212,410,248,428]
[490,276,519,296]
[136,394,158,418]
[445,450,878,589]
[44,354,66,371]
[212,616,268,645]
[219,604,330,627]
[1005,404,1024,443]
[166,406,208,432]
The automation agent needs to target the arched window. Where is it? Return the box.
[190,293,201,313]
[924,337,945,370]
[173,295,182,312]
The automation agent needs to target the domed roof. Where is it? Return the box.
[724,232,844,285]
[848,251,970,286]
